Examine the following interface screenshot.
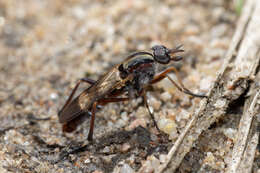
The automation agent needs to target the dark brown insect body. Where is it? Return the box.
[58,45,206,141]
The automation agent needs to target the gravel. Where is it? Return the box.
[0,0,250,172]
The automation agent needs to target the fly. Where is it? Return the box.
[58,45,207,141]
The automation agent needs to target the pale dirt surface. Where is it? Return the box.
[0,0,258,173]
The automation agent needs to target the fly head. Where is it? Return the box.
[152,45,184,64]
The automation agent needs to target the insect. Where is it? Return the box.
[58,45,207,141]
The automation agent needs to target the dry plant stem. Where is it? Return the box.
[238,127,259,173]
[227,73,260,173]
[152,0,260,172]
[227,91,259,173]
[238,114,259,173]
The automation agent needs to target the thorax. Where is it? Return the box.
[118,53,156,96]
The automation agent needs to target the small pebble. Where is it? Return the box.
[160,91,172,102]
[200,76,213,91]
[119,164,134,173]
[84,158,91,164]
[127,118,147,130]
[148,96,161,111]
[158,118,177,135]
[222,128,237,140]
[50,92,58,100]
[120,143,131,153]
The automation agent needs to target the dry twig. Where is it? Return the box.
[227,75,260,173]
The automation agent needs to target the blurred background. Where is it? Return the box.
[0,0,245,172]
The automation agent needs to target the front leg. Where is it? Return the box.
[150,67,207,98]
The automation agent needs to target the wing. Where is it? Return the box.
[77,64,129,109]
[58,64,129,124]
[62,111,91,132]
[58,96,85,123]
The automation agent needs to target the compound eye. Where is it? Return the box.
[152,45,170,64]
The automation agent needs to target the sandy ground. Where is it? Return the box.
[1,0,258,173]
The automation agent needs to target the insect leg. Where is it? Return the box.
[87,97,129,141]
[58,78,96,116]
[150,67,207,98]
[143,92,160,131]
[78,77,96,85]
[99,97,129,105]
[88,101,97,141]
